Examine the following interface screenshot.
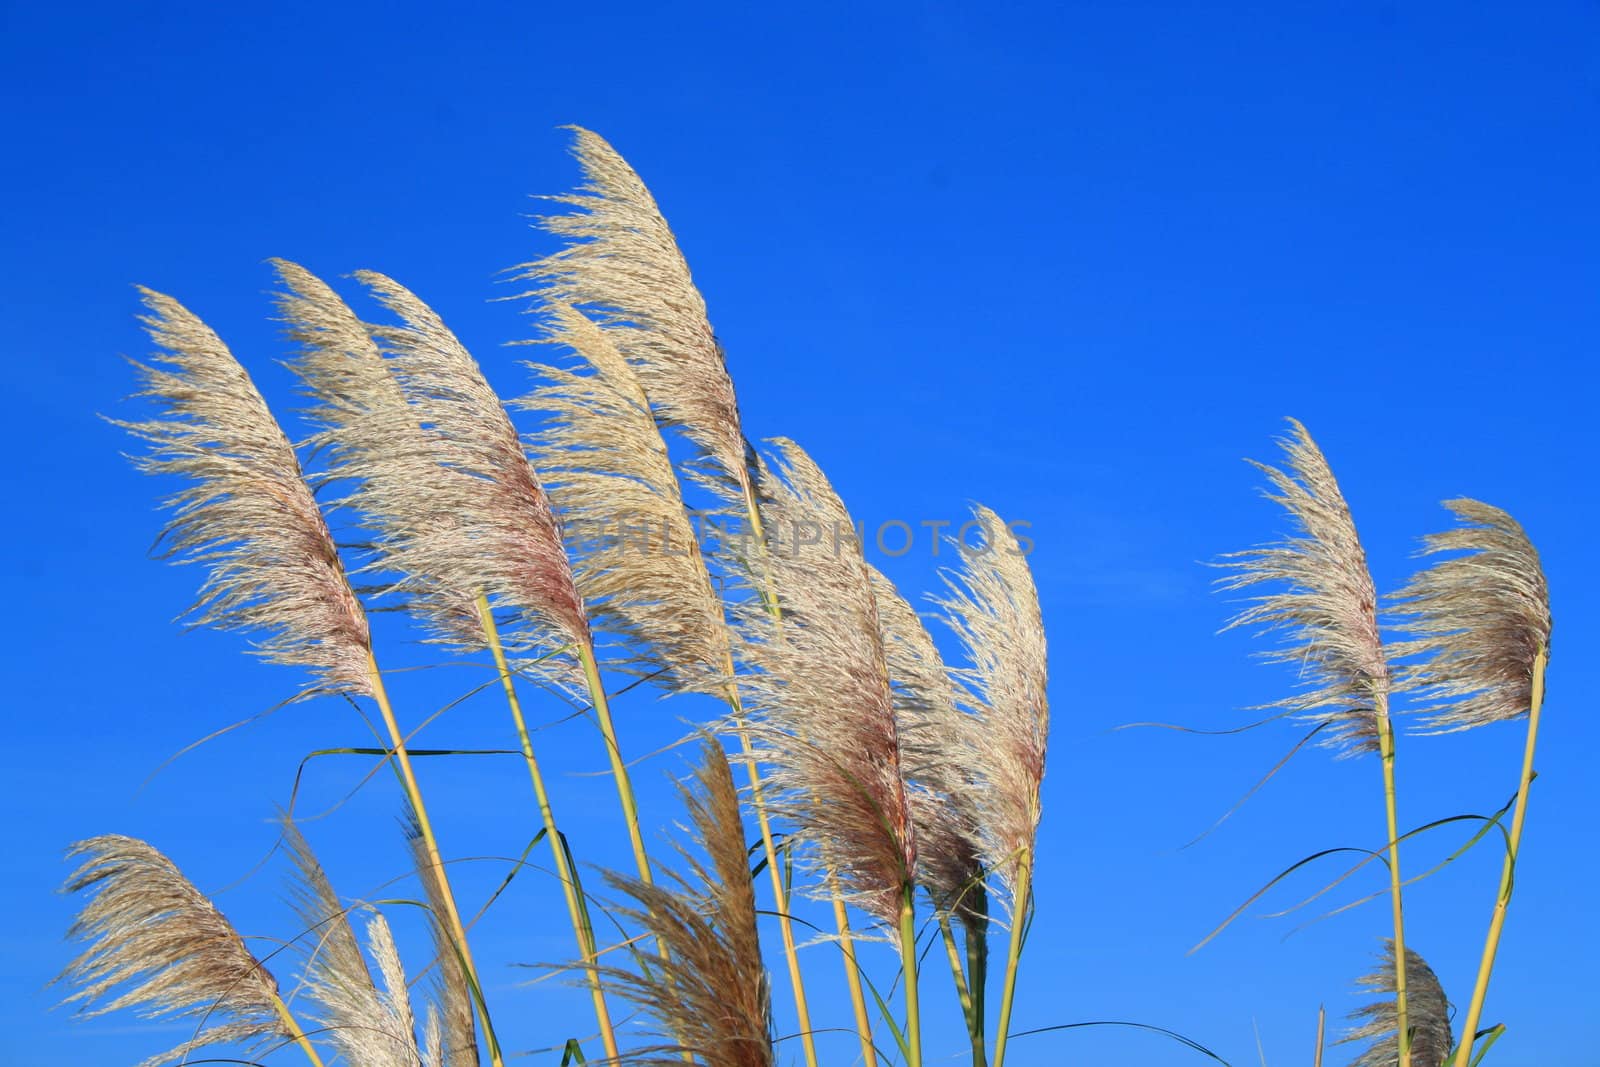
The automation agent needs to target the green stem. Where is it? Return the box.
[898,885,922,1067]
[1451,649,1548,1067]
[991,849,1032,1067]
[365,649,503,1067]
[1377,701,1411,1067]
[577,641,652,885]
[478,596,619,1063]
[939,912,986,1067]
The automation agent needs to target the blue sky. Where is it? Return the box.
[4,2,1597,1065]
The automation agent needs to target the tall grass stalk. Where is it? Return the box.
[363,650,503,1067]
[829,894,880,1067]
[991,849,1031,1067]
[476,593,619,1062]
[937,915,984,1066]
[1375,714,1411,1067]
[897,887,923,1067]
[1449,649,1547,1067]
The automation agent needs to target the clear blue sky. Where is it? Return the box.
[4,3,1596,1065]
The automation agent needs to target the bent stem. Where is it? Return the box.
[270,990,326,1067]
[938,912,986,1067]
[1451,648,1548,1067]
[478,595,620,1063]
[365,650,502,1067]
[991,849,1032,1067]
[1377,705,1412,1067]
[897,885,923,1067]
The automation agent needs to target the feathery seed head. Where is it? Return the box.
[513,127,751,507]
[733,440,915,924]
[355,270,589,655]
[872,568,987,920]
[600,738,773,1067]
[1220,419,1390,754]
[117,287,372,696]
[935,506,1048,898]
[1389,499,1551,732]
[1342,941,1454,1067]
[406,817,479,1066]
[58,836,289,1067]
[519,301,729,690]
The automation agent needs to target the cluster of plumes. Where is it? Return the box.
[934,507,1049,898]
[733,441,916,925]
[512,127,754,510]
[518,301,730,690]
[276,263,590,687]
[1342,941,1455,1067]
[60,827,481,1067]
[285,818,479,1067]
[57,836,291,1067]
[1388,499,1553,732]
[115,288,372,696]
[872,568,987,924]
[600,739,773,1067]
[1219,419,1392,755]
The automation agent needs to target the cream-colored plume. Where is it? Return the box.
[733,440,915,925]
[1389,499,1552,732]
[115,287,372,697]
[1219,419,1391,754]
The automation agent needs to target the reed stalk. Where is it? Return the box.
[1450,648,1548,1067]
[270,991,328,1067]
[477,593,619,1062]
[897,886,922,1067]
[937,914,985,1067]
[1313,1005,1325,1067]
[364,650,503,1067]
[1376,710,1411,1067]
[830,894,880,1067]
[991,848,1031,1067]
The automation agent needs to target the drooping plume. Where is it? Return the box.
[734,440,915,924]
[934,506,1048,898]
[519,300,729,690]
[115,287,371,696]
[279,263,588,682]
[1388,499,1552,732]
[274,262,488,660]
[1342,941,1454,1067]
[600,738,773,1067]
[283,820,424,1067]
[57,836,292,1067]
[513,127,754,509]
[1219,419,1391,754]
[872,567,986,920]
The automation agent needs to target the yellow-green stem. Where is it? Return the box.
[1377,703,1411,1067]
[726,674,820,1067]
[271,990,326,1067]
[991,849,1032,1067]
[1313,1005,1325,1067]
[365,650,503,1067]
[898,885,923,1067]
[478,596,620,1064]
[577,641,653,885]
[831,892,880,1067]
[1451,649,1548,1067]
[939,913,986,1067]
